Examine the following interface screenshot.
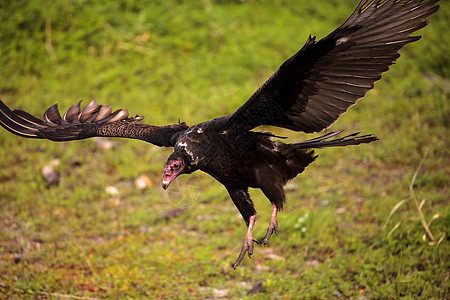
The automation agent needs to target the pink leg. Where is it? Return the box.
[233,215,262,269]
[263,203,279,245]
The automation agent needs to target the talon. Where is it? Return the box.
[233,215,260,269]
[263,204,279,245]
[263,221,278,245]
[253,237,262,244]
[234,235,258,268]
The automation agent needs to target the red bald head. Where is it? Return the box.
[162,157,185,190]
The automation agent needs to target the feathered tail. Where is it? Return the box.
[293,130,378,149]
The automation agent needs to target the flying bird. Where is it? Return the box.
[0,0,439,268]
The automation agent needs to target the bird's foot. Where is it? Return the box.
[263,204,279,245]
[233,234,262,269]
[263,218,278,246]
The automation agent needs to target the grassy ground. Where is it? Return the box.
[0,0,448,299]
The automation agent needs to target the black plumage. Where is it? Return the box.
[0,0,439,268]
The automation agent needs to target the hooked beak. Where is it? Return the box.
[162,180,170,190]
[162,168,178,190]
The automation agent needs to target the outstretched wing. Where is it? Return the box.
[0,99,188,147]
[225,0,439,133]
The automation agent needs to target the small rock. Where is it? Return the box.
[266,253,284,261]
[212,288,228,298]
[42,159,60,186]
[284,182,298,191]
[13,254,21,264]
[161,206,189,220]
[306,259,322,267]
[94,137,114,149]
[255,263,270,271]
[261,248,284,261]
[336,207,346,214]
[105,186,119,196]
[320,199,330,206]
[196,214,217,221]
[135,174,154,190]
[247,282,264,296]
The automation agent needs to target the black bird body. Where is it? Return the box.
[0,0,439,268]
[172,118,315,189]
[172,117,317,203]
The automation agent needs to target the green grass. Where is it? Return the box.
[0,0,448,299]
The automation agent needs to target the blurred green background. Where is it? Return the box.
[0,0,448,298]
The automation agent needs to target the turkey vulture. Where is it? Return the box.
[0,0,439,268]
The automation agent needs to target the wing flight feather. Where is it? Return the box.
[0,99,188,147]
[226,0,439,133]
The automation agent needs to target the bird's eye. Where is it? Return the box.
[174,163,179,168]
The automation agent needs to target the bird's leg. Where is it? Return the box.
[263,203,279,245]
[233,215,262,269]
